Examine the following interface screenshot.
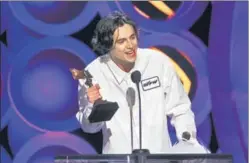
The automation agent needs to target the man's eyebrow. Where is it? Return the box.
[130,33,136,37]
[116,38,125,42]
[116,33,136,41]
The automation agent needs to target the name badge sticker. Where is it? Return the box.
[141,76,161,91]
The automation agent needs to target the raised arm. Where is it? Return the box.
[76,79,105,133]
[71,68,104,133]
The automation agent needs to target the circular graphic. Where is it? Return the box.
[8,112,43,155]
[9,2,99,36]
[23,2,54,7]
[102,1,208,33]
[0,73,2,98]
[8,37,96,131]
[1,44,11,129]
[230,2,248,149]
[23,2,87,24]
[131,1,182,20]
[1,147,12,163]
[20,49,85,121]
[13,132,96,163]
[196,117,212,147]
[140,31,211,127]
[208,2,248,163]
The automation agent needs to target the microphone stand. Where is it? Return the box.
[132,81,149,154]
[129,103,134,151]
[131,71,150,163]
[126,87,135,152]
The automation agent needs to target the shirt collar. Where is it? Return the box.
[107,57,128,84]
[107,48,150,84]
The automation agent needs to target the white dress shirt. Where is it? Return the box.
[76,48,197,154]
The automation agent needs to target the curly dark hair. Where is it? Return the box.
[91,11,138,55]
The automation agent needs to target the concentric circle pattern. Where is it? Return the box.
[1,1,247,163]
[1,147,12,163]
[104,1,208,33]
[1,44,12,129]
[12,132,96,163]
[8,37,96,131]
[9,1,99,36]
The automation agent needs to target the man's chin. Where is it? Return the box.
[112,56,136,68]
[124,56,137,63]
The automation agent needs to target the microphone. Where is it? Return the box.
[131,70,150,154]
[131,70,141,84]
[126,87,136,151]
[126,87,136,108]
[182,131,191,141]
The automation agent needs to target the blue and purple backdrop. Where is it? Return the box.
[0,1,248,163]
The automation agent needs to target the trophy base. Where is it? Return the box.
[88,100,119,123]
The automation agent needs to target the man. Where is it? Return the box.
[72,11,197,154]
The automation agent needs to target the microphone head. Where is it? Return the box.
[182,131,191,141]
[126,87,136,108]
[131,70,141,84]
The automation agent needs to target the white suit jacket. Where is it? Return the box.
[76,48,197,154]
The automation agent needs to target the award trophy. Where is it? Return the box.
[70,68,119,123]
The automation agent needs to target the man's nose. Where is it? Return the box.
[126,40,133,49]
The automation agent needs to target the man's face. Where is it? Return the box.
[109,23,138,66]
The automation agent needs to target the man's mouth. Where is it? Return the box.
[125,50,136,57]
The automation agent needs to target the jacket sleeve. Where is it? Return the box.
[76,79,104,133]
[163,61,197,141]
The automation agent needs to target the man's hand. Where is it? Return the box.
[87,84,102,104]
